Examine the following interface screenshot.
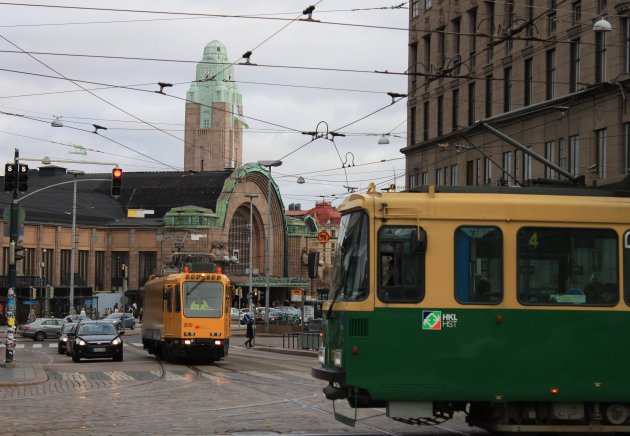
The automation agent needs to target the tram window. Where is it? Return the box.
[377,226,425,303]
[454,226,503,304]
[517,227,618,306]
[622,231,630,305]
[164,286,173,312]
[174,284,181,312]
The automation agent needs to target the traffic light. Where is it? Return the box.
[8,241,23,264]
[18,164,28,192]
[31,287,37,299]
[4,163,15,191]
[111,168,122,196]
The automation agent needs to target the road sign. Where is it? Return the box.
[84,299,93,305]
[23,300,38,305]
[317,230,330,243]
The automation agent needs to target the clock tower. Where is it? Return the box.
[184,41,245,172]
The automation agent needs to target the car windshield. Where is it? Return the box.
[78,324,117,335]
[183,281,224,318]
[61,324,75,333]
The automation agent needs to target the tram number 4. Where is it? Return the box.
[528,232,539,248]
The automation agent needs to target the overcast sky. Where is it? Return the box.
[0,1,409,210]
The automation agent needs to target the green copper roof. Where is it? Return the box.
[186,40,243,127]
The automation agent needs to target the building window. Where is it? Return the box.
[139,251,157,287]
[425,0,432,10]
[95,251,104,291]
[544,141,555,178]
[476,158,481,186]
[468,8,477,68]
[423,35,431,85]
[569,134,580,177]
[503,67,512,113]
[468,82,476,125]
[450,164,458,186]
[547,1,557,36]
[570,39,581,92]
[526,0,534,45]
[486,1,494,63]
[625,19,630,74]
[595,128,607,179]
[625,123,630,175]
[485,75,493,118]
[437,95,444,136]
[524,58,533,106]
[572,1,581,25]
[410,106,417,145]
[546,49,556,100]
[451,88,459,131]
[111,251,129,291]
[78,250,88,287]
[409,43,418,94]
[443,166,449,185]
[60,249,71,286]
[598,0,607,13]
[411,0,419,17]
[596,31,607,83]
[423,101,430,140]
[558,138,566,178]
[409,106,416,145]
[502,151,512,185]
[435,168,443,186]
[421,171,428,185]
[452,18,461,74]
[484,156,492,184]
[437,28,446,69]
[523,147,532,181]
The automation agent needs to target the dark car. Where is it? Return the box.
[104,312,135,330]
[17,318,64,341]
[67,321,124,362]
[57,322,78,354]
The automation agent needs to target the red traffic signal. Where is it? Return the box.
[111,168,123,196]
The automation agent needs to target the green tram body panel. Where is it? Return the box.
[330,308,630,403]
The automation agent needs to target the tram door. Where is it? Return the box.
[163,284,176,338]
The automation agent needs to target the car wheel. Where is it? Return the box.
[130,323,135,330]
[72,350,80,363]
[113,351,123,362]
[57,346,64,355]
[34,331,46,341]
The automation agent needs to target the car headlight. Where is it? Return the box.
[111,337,122,346]
[76,339,87,346]
[318,346,326,364]
[333,349,343,368]
[62,337,68,342]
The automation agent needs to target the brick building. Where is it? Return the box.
[404,1,630,188]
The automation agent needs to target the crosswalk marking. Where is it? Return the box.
[150,370,184,381]
[104,371,136,381]
[59,372,88,382]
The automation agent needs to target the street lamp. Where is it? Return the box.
[245,193,258,340]
[258,159,282,333]
[41,249,46,316]
[67,169,84,315]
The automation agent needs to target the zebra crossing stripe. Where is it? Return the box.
[32,343,42,348]
[59,372,88,382]
[104,371,136,381]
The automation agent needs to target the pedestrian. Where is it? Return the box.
[244,318,254,348]
[113,302,118,312]
[132,301,137,316]
[80,307,86,317]
[139,307,143,323]
[28,308,36,323]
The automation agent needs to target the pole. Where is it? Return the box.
[265,169,272,333]
[41,249,46,316]
[245,193,258,340]
[69,174,77,315]
[5,148,19,364]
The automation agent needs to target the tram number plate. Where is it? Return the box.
[92,347,106,352]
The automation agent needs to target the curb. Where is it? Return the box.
[255,346,317,358]
[0,362,48,387]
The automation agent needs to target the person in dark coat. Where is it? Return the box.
[244,318,254,348]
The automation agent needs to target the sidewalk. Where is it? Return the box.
[0,324,317,386]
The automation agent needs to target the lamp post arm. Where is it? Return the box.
[15,178,109,203]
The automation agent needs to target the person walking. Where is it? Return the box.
[28,309,36,323]
[244,318,254,348]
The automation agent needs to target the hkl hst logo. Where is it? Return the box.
[422,310,458,330]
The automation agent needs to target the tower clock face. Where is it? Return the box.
[202,68,211,78]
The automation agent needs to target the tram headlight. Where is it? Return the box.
[333,349,343,368]
[184,339,192,345]
[318,347,325,364]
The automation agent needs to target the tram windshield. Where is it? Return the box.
[331,211,369,302]
[183,281,224,318]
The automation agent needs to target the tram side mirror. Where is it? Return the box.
[412,228,427,253]
[308,252,320,279]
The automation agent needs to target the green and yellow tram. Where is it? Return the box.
[312,183,630,433]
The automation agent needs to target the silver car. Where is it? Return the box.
[17,318,64,341]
